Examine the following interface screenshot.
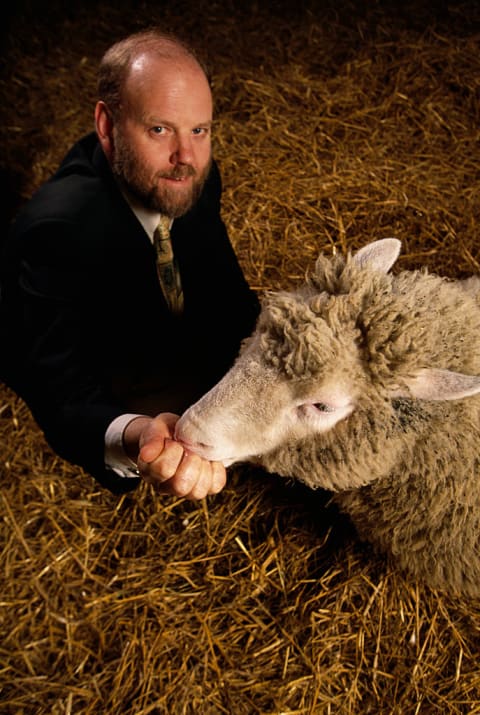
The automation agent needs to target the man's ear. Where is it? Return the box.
[95,101,114,161]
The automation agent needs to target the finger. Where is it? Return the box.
[178,457,226,501]
[139,439,184,483]
[139,434,167,463]
[167,451,206,498]
[139,416,177,462]
[209,461,227,495]
[184,458,213,501]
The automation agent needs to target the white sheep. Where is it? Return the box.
[176,239,480,596]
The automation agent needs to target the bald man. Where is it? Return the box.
[0,30,259,498]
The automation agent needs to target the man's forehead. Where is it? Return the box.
[124,53,209,99]
[128,49,203,79]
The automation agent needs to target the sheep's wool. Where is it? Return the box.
[177,241,480,596]
[256,250,480,596]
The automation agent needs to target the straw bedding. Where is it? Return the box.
[1,1,480,712]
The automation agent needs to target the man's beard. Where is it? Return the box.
[112,131,211,218]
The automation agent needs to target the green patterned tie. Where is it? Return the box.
[153,216,184,315]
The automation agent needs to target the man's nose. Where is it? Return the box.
[170,133,194,165]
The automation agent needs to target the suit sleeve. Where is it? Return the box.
[11,218,137,492]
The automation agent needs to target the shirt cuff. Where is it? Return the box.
[104,413,147,478]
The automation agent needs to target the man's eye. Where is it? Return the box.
[151,126,166,134]
[192,127,209,135]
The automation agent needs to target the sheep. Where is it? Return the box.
[175,239,480,596]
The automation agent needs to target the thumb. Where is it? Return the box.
[138,433,166,464]
[138,413,180,463]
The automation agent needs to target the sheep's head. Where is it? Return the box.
[175,288,364,466]
[176,239,480,474]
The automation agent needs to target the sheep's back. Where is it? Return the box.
[335,393,480,596]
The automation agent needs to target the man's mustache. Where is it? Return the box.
[159,165,196,180]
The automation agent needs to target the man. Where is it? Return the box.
[0,29,259,499]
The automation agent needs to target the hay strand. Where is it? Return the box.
[2,1,480,712]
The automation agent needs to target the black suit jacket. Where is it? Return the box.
[1,133,259,491]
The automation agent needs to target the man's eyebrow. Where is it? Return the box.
[142,115,213,128]
[141,113,168,125]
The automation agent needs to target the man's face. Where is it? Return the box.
[111,53,213,218]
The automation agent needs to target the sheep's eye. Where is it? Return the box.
[312,402,335,413]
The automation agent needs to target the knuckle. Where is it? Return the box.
[154,444,184,479]
[171,472,197,497]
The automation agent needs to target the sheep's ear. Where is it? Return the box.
[393,368,480,401]
[353,238,401,274]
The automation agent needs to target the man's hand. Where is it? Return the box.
[124,413,227,500]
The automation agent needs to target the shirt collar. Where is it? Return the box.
[120,187,172,243]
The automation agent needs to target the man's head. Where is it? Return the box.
[95,30,213,218]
